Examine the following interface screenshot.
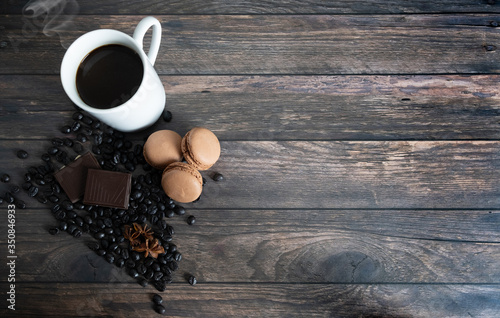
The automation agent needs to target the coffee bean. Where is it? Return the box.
[113,139,124,149]
[115,258,125,268]
[104,227,114,235]
[138,278,149,287]
[43,174,54,183]
[136,263,147,275]
[10,185,20,194]
[84,215,93,225]
[154,280,167,292]
[76,133,87,143]
[126,259,136,268]
[188,275,197,286]
[28,185,39,197]
[152,271,163,281]
[41,154,51,162]
[49,227,59,235]
[168,244,177,253]
[51,138,64,146]
[165,225,174,236]
[67,224,77,234]
[59,221,68,231]
[173,251,182,262]
[125,162,135,172]
[4,192,14,203]
[37,195,48,204]
[162,110,172,122]
[91,121,101,129]
[105,254,115,263]
[154,304,166,315]
[47,147,59,155]
[187,215,196,225]
[151,262,161,272]
[51,183,61,194]
[87,241,99,251]
[54,210,66,220]
[61,200,74,210]
[108,243,119,253]
[121,249,130,260]
[1,174,11,183]
[17,149,29,159]
[73,142,84,153]
[82,116,93,125]
[93,134,103,146]
[60,125,72,134]
[75,217,84,227]
[128,268,139,278]
[72,121,81,132]
[103,218,113,227]
[212,172,224,182]
[81,127,93,136]
[173,205,185,215]
[72,112,84,121]
[165,209,175,218]
[96,249,107,256]
[22,182,32,190]
[484,44,497,51]
[168,261,178,271]
[64,138,74,147]
[133,144,143,156]
[152,294,163,305]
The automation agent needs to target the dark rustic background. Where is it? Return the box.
[1,0,500,317]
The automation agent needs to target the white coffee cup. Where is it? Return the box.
[60,16,165,132]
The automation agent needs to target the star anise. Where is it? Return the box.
[133,238,165,259]
[133,223,154,241]
[123,224,141,246]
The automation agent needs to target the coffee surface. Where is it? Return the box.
[76,44,144,109]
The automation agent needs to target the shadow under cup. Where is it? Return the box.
[61,29,165,132]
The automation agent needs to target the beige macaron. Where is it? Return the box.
[161,162,203,203]
[181,127,220,170]
[143,130,183,170]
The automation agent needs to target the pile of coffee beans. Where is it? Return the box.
[1,110,212,314]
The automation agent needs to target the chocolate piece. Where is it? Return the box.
[54,152,101,203]
[83,169,132,209]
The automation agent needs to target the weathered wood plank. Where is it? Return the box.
[1,208,499,283]
[1,140,499,209]
[1,74,500,140]
[1,15,500,74]
[2,282,499,317]
[3,0,500,14]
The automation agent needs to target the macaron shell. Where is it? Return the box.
[162,162,203,203]
[182,127,221,170]
[143,130,183,170]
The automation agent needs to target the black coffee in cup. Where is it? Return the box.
[76,44,144,109]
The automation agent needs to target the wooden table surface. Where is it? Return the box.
[1,1,500,317]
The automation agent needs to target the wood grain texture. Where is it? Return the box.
[2,282,499,317]
[0,140,499,209]
[1,75,500,140]
[1,15,500,75]
[1,1,500,316]
[3,0,500,14]
[1,208,499,284]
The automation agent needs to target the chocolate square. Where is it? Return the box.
[83,169,132,209]
[53,152,101,203]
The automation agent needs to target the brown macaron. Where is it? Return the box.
[143,130,183,170]
[181,127,221,170]
[161,162,203,203]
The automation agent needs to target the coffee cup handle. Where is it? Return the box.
[133,16,162,65]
